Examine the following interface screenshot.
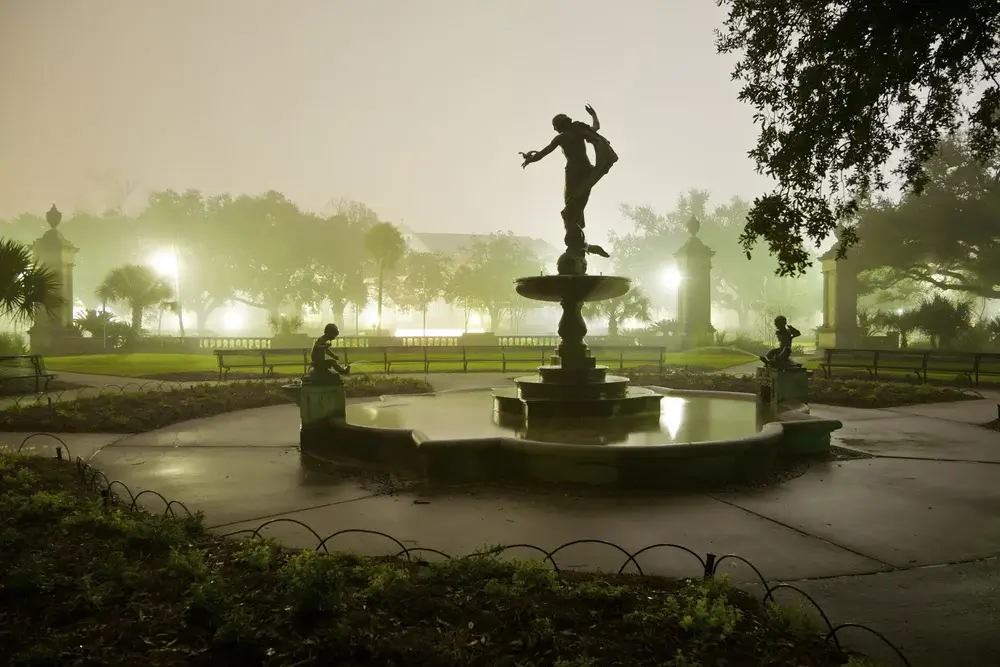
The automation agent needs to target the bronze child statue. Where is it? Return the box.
[760,315,801,368]
[307,323,351,382]
[519,103,618,275]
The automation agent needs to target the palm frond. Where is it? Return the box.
[0,237,64,324]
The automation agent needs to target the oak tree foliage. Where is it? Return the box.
[717,0,1000,275]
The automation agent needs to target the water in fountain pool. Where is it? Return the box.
[345,389,761,446]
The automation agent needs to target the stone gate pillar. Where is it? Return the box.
[816,226,859,350]
[674,217,715,348]
[28,204,78,353]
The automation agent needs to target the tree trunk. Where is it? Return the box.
[608,317,620,337]
[464,307,470,332]
[177,307,185,337]
[376,268,384,332]
[158,310,164,335]
[131,307,142,331]
[192,307,207,334]
[354,306,361,333]
[329,298,346,328]
[422,308,427,335]
[488,307,502,333]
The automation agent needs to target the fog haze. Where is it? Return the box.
[0,0,767,244]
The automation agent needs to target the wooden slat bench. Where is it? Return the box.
[973,353,1000,387]
[0,354,56,393]
[820,349,928,380]
[822,348,1000,386]
[214,348,309,380]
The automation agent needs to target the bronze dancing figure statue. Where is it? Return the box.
[520,104,619,275]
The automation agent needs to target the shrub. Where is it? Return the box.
[0,331,28,355]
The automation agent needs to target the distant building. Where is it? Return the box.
[398,226,560,263]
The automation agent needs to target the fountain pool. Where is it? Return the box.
[348,389,761,446]
[298,386,842,490]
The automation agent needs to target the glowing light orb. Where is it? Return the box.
[148,249,179,279]
[660,266,683,290]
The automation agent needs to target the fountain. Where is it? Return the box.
[290,105,842,489]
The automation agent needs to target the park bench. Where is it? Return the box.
[822,348,1000,386]
[214,348,309,380]
[376,346,507,373]
[820,349,928,380]
[0,354,56,393]
[591,346,666,371]
[973,353,1000,387]
[415,345,513,373]
[922,352,978,385]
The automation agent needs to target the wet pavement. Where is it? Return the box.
[3,371,1000,665]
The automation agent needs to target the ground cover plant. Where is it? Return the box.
[0,378,87,397]
[0,376,432,433]
[41,349,752,379]
[625,369,977,409]
[0,453,876,667]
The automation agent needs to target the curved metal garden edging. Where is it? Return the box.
[47,454,915,666]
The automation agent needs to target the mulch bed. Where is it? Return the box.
[0,454,867,666]
[625,369,980,409]
[0,379,89,397]
[142,371,293,382]
[0,377,432,433]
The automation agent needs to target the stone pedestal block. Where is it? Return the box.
[756,366,811,408]
[299,383,347,426]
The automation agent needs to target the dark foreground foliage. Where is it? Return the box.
[626,369,977,409]
[0,376,432,433]
[0,454,873,667]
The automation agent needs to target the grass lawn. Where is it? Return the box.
[0,453,875,666]
[43,349,755,379]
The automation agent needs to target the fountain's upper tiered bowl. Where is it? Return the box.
[515,275,630,303]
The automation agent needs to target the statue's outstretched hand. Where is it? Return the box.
[519,151,537,169]
[585,103,596,116]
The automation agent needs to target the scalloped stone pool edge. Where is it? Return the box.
[295,387,843,490]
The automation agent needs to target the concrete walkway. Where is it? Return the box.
[4,370,1000,665]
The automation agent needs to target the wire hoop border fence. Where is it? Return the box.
[1,435,914,667]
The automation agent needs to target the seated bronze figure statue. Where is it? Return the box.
[760,315,802,368]
[306,323,350,383]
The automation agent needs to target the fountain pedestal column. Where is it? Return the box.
[553,297,594,370]
[492,274,663,422]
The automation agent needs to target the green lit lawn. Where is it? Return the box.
[43,349,755,378]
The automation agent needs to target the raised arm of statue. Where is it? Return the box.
[520,136,562,168]
[585,104,600,131]
[788,325,801,338]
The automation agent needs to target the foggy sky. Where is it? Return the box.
[0,0,769,248]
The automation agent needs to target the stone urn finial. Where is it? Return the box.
[687,216,701,238]
[46,204,62,229]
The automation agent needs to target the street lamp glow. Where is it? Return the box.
[148,249,179,279]
[222,307,246,332]
[660,266,683,290]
